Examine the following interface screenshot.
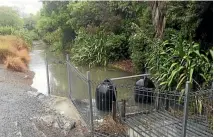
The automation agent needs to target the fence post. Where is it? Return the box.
[120,99,126,121]
[182,81,191,137]
[87,71,94,136]
[112,101,116,121]
[66,54,72,98]
[155,85,160,110]
[45,53,50,95]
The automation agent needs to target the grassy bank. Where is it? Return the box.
[0,35,31,72]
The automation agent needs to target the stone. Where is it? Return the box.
[24,75,30,79]
[33,114,76,132]
[27,91,41,97]
[15,131,22,137]
[56,116,76,131]
[40,115,55,127]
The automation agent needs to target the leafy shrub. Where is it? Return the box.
[51,41,63,52]
[28,30,39,40]
[13,29,33,47]
[0,26,15,35]
[71,28,125,67]
[43,28,62,44]
[147,34,212,91]
[128,23,155,73]
[0,6,24,29]
[0,26,35,48]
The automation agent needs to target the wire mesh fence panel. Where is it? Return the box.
[90,74,159,136]
[45,52,69,96]
[61,56,213,137]
[186,89,213,137]
[66,60,91,128]
[91,74,213,137]
[116,86,185,136]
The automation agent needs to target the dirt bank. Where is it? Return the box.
[109,60,134,73]
[0,65,89,137]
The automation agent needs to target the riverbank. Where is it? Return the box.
[109,59,134,73]
[0,65,89,137]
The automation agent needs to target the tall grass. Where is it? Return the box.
[0,35,30,72]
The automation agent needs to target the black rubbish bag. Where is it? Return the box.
[95,79,117,111]
[134,77,155,103]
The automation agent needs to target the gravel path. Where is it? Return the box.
[0,67,89,137]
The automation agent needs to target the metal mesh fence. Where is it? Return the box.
[66,59,91,127]
[63,55,213,137]
[186,89,213,137]
[45,52,68,97]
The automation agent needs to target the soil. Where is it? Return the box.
[109,60,134,73]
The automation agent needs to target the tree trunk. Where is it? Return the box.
[150,1,167,39]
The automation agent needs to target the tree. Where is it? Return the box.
[23,13,39,30]
[150,1,167,39]
[0,6,23,28]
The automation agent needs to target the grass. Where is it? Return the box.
[0,35,30,72]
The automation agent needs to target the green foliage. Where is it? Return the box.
[128,23,153,73]
[36,16,53,36]
[71,29,125,67]
[43,28,62,44]
[23,13,39,31]
[36,1,212,91]
[51,41,63,52]
[128,6,154,73]
[0,26,33,47]
[13,29,33,46]
[147,34,212,91]
[0,6,40,47]
[28,30,39,40]
[0,6,23,28]
[0,26,16,35]
[37,1,74,49]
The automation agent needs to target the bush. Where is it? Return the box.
[0,26,36,48]
[13,29,33,47]
[147,34,212,91]
[43,28,62,44]
[28,30,39,40]
[0,26,15,35]
[51,41,63,52]
[128,23,155,73]
[71,28,126,67]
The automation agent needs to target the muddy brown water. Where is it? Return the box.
[29,41,138,99]
[29,41,138,115]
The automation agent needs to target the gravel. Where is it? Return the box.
[0,68,90,137]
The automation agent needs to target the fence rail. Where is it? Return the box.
[61,54,213,137]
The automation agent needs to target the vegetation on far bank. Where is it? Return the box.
[36,1,213,91]
[0,6,39,71]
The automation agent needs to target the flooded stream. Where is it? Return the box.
[29,40,138,117]
[29,40,136,99]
